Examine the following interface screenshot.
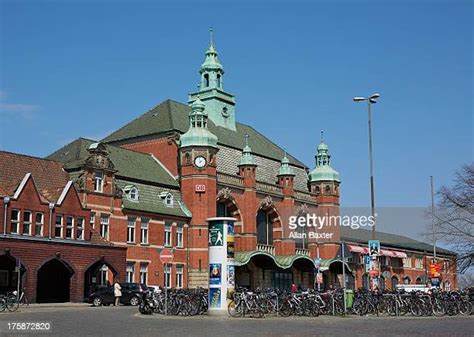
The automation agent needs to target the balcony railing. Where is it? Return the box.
[294,189,317,202]
[295,248,310,256]
[257,244,275,255]
[217,173,243,187]
[256,181,283,196]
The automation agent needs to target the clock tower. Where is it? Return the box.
[179,95,219,287]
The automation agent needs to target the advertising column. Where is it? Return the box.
[207,217,236,315]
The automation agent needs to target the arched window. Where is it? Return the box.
[204,74,209,87]
[403,276,411,285]
[416,277,423,285]
[257,209,273,245]
[217,74,221,88]
[295,213,308,250]
[165,194,174,207]
[129,187,139,201]
[217,202,232,217]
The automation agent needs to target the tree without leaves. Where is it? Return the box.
[431,164,474,273]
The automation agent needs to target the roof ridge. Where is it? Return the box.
[1,150,65,165]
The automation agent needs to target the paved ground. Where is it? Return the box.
[0,305,472,337]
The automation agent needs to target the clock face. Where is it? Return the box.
[194,156,207,168]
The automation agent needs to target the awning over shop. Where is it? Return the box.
[234,251,315,269]
[319,258,353,273]
[347,245,407,258]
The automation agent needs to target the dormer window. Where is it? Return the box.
[165,194,174,207]
[93,171,104,192]
[129,187,139,201]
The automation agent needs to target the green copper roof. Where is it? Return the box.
[278,155,295,176]
[47,138,179,188]
[101,100,306,168]
[180,96,218,148]
[239,135,256,166]
[200,29,223,73]
[309,137,340,183]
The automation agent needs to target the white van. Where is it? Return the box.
[396,284,430,293]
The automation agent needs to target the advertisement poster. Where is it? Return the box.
[368,240,380,256]
[209,287,221,309]
[227,240,235,259]
[227,265,235,287]
[209,263,222,285]
[227,222,234,236]
[209,222,224,246]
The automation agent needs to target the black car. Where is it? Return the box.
[89,283,149,306]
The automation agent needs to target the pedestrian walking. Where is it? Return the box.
[114,279,122,306]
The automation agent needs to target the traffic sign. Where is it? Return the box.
[160,249,174,264]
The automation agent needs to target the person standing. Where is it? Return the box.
[114,279,122,306]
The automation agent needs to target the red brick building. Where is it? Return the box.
[0,152,126,303]
[0,34,457,302]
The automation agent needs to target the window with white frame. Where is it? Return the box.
[93,171,104,192]
[443,260,450,273]
[77,217,84,240]
[165,194,174,207]
[100,214,109,240]
[164,264,171,288]
[140,262,148,285]
[140,218,149,244]
[128,187,139,202]
[66,216,74,239]
[55,214,63,238]
[176,265,183,288]
[164,222,172,247]
[10,209,20,234]
[415,257,424,269]
[127,217,136,243]
[176,223,184,248]
[90,213,96,229]
[126,262,135,283]
[23,210,32,235]
[35,212,44,236]
[379,256,387,266]
[99,265,109,286]
[403,257,412,268]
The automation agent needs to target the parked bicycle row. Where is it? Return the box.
[139,288,208,316]
[228,287,473,318]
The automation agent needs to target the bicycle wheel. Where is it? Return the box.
[228,300,242,318]
[459,301,472,316]
[0,298,6,312]
[6,295,19,312]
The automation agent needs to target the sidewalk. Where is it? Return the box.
[26,302,91,309]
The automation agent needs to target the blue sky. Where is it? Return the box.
[1,0,472,209]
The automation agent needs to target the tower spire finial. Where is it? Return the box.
[210,27,214,46]
[245,134,249,147]
[320,130,324,143]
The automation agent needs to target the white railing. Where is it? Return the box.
[295,248,310,256]
[257,244,275,255]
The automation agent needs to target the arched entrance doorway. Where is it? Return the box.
[36,258,74,303]
[0,253,26,294]
[84,259,118,300]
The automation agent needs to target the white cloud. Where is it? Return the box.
[0,103,39,119]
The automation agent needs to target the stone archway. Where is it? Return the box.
[0,252,26,294]
[83,258,119,300]
[36,258,74,303]
[216,187,242,222]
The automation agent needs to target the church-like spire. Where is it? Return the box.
[180,93,218,148]
[278,149,295,176]
[239,135,256,166]
[309,131,340,182]
[200,27,224,89]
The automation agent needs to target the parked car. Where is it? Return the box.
[89,283,149,306]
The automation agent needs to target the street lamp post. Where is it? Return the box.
[353,93,380,241]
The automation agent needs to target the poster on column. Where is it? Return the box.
[227,265,235,287]
[209,222,224,246]
[209,287,221,309]
[209,263,222,285]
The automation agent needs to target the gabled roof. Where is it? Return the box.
[0,151,69,202]
[47,138,179,188]
[101,99,306,168]
[340,227,456,256]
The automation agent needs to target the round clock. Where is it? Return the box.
[194,156,207,168]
